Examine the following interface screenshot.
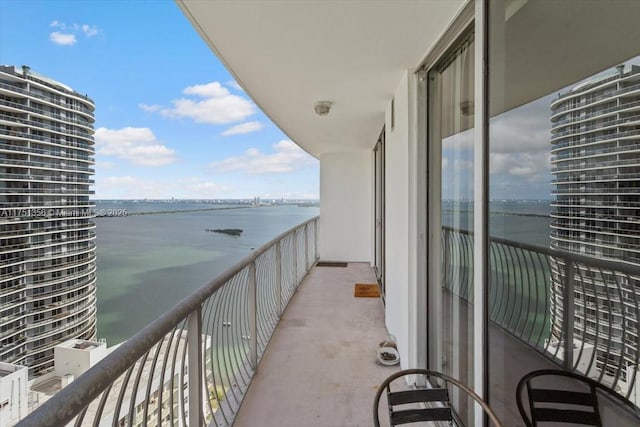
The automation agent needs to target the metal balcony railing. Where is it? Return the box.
[18,217,318,427]
[0,97,94,126]
[0,80,95,115]
[551,128,640,151]
[441,226,640,414]
[551,99,640,130]
[551,81,640,116]
[0,157,94,173]
[0,127,94,149]
[550,113,640,141]
[552,72,622,104]
[0,142,93,162]
[0,172,95,184]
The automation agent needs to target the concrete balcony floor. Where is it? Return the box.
[233,262,638,427]
[234,262,397,427]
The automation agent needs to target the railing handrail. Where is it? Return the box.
[18,216,319,427]
[442,224,640,417]
[442,225,640,277]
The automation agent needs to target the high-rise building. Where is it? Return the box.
[550,64,640,387]
[0,65,97,376]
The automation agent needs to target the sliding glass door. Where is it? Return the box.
[427,28,476,425]
[420,2,640,425]
[487,1,640,424]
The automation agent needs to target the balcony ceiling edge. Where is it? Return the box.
[176,0,466,158]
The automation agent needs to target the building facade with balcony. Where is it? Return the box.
[550,65,640,395]
[550,64,640,261]
[0,65,97,377]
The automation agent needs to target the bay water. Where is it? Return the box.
[93,203,319,344]
[93,200,550,345]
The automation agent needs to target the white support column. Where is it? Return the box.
[319,152,372,262]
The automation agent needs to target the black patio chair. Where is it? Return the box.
[516,369,608,426]
[373,368,503,426]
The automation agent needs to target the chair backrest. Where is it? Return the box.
[373,369,503,427]
[516,369,603,426]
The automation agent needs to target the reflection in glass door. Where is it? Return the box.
[427,29,476,425]
[487,2,640,424]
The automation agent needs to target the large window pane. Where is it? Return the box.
[428,30,476,425]
[488,1,640,425]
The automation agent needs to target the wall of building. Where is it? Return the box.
[318,151,372,262]
[383,70,422,369]
[54,341,107,379]
[0,363,28,427]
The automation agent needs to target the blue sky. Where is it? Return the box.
[0,0,319,200]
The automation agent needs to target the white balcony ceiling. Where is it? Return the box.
[176,0,466,157]
[177,1,640,158]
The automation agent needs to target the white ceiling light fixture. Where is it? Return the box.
[314,101,332,116]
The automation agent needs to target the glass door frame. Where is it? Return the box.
[417,0,489,421]
[374,127,386,299]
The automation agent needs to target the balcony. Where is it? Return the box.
[18,218,640,426]
[9,2,640,425]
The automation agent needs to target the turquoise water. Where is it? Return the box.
[443,200,552,247]
[93,200,549,345]
[93,203,318,344]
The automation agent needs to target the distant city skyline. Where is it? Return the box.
[0,0,319,200]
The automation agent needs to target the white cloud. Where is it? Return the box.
[160,96,254,124]
[209,140,316,174]
[49,21,99,45]
[82,24,98,37]
[95,127,178,167]
[142,81,255,124]
[221,121,263,136]
[178,178,231,198]
[226,80,244,91]
[97,176,168,199]
[50,32,77,46]
[183,82,229,98]
[95,176,231,199]
[454,159,473,171]
[488,95,553,182]
[139,103,162,112]
[101,176,139,187]
[489,151,550,182]
[96,161,117,170]
[440,95,552,184]
[187,181,228,193]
